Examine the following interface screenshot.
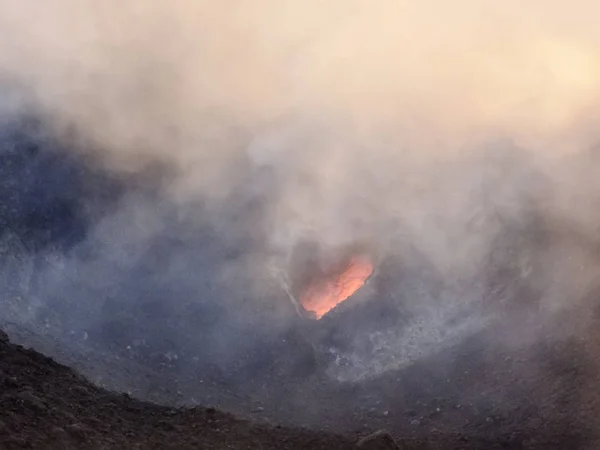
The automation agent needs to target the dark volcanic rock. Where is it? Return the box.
[0,328,360,450]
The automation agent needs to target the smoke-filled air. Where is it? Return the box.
[2,0,600,442]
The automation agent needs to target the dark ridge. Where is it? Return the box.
[2,326,596,449]
[0,329,364,450]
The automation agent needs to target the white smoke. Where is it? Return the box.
[2,0,600,381]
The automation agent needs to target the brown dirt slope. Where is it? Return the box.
[0,329,360,450]
[2,324,599,450]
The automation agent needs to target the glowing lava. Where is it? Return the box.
[299,255,374,319]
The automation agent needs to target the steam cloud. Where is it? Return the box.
[1,0,600,384]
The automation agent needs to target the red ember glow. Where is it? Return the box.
[299,255,374,319]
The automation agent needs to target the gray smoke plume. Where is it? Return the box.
[1,0,600,388]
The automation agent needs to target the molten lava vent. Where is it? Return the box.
[299,254,374,319]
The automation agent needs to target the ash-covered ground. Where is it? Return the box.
[0,329,363,450]
[3,114,600,449]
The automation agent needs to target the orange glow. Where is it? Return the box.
[299,255,374,319]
